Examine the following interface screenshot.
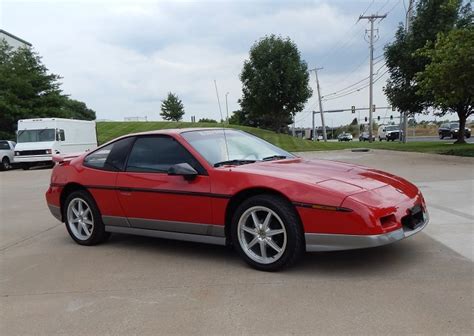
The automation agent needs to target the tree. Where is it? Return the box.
[416,28,473,143]
[384,0,465,116]
[160,92,184,121]
[61,98,96,120]
[239,35,312,132]
[0,40,96,139]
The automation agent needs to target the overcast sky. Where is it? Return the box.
[1,0,418,127]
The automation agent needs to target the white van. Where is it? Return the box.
[377,124,402,141]
[14,118,97,170]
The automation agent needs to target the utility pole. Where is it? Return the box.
[401,0,415,143]
[310,67,327,142]
[359,13,386,143]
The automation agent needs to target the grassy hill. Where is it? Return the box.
[96,121,474,157]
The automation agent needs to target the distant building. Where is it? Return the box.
[0,29,32,49]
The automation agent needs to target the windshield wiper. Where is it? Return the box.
[214,159,256,167]
[262,155,287,161]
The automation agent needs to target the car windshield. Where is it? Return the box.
[385,126,398,131]
[17,129,55,143]
[450,122,460,129]
[181,129,293,166]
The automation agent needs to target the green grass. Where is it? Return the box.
[96,121,474,157]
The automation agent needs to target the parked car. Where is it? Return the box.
[438,122,471,139]
[378,125,402,141]
[359,132,375,142]
[14,118,97,170]
[337,132,353,142]
[0,140,16,171]
[46,128,429,271]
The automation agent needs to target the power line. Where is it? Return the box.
[322,67,389,102]
[321,63,386,98]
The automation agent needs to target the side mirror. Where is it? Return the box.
[168,163,198,181]
[382,128,386,132]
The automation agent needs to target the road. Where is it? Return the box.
[407,136,474,143]
[1,151,473,335]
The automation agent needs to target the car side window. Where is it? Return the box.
[126,136,205,174]
[0,141,9,150]
[84,137,135,171]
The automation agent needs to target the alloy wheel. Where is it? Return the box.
[67,198,94,240]
[237,206,287,264]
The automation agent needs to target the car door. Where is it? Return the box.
[116,135,214,235]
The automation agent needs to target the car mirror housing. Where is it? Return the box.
[168,163,198,181]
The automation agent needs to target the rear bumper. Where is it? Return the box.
[305,213,428,252]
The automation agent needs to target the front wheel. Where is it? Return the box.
[64,190,110,245]
[439,133,444,140]
[231,195,304,271]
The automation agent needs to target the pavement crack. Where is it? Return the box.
[0,223,62,253]
[429,204,474,221]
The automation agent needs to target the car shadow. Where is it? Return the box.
[105,232,427,276]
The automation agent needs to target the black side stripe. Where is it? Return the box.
[51,183,350,211]
[51,183,231,199]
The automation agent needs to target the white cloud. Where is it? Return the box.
[2,0,410,125]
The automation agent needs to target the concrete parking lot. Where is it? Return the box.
[1,150,473,335]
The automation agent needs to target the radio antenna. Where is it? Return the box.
[214,79,229,160]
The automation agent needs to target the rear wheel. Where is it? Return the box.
[0,157,9,171]
[64,190,110,245]
[439,133,444,140]
[231,194,304,271]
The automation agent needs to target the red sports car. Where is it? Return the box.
[46,128,428,271]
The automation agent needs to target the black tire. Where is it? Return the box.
[231,194,304,271]
[0,157,9,171]
[63,190,110,246]
[439,133,444,140]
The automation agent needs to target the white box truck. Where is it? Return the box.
[14,118,97,170]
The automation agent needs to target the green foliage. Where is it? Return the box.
[239,35,312,132]
[0,40,96,139]
[160,92,185,122]
[384,0,464,114]
[228,110,249,125]
[198,118,218,123]
[416,27,473,143]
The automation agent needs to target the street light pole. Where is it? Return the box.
[225,92,229,124]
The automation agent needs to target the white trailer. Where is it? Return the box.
[14,118,97,170]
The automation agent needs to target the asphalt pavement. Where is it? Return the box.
[1,150,473,335]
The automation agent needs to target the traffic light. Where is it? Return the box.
[365,117,368,122]
[377,116,380,121]
[351,106,355,114]
[392,106,396,111]
[372,104,376,112]
[390,115,393,120]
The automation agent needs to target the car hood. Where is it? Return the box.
[231,158,418,198]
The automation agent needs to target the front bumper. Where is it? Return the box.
[14,155,52,163]
[305,212,428,252]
